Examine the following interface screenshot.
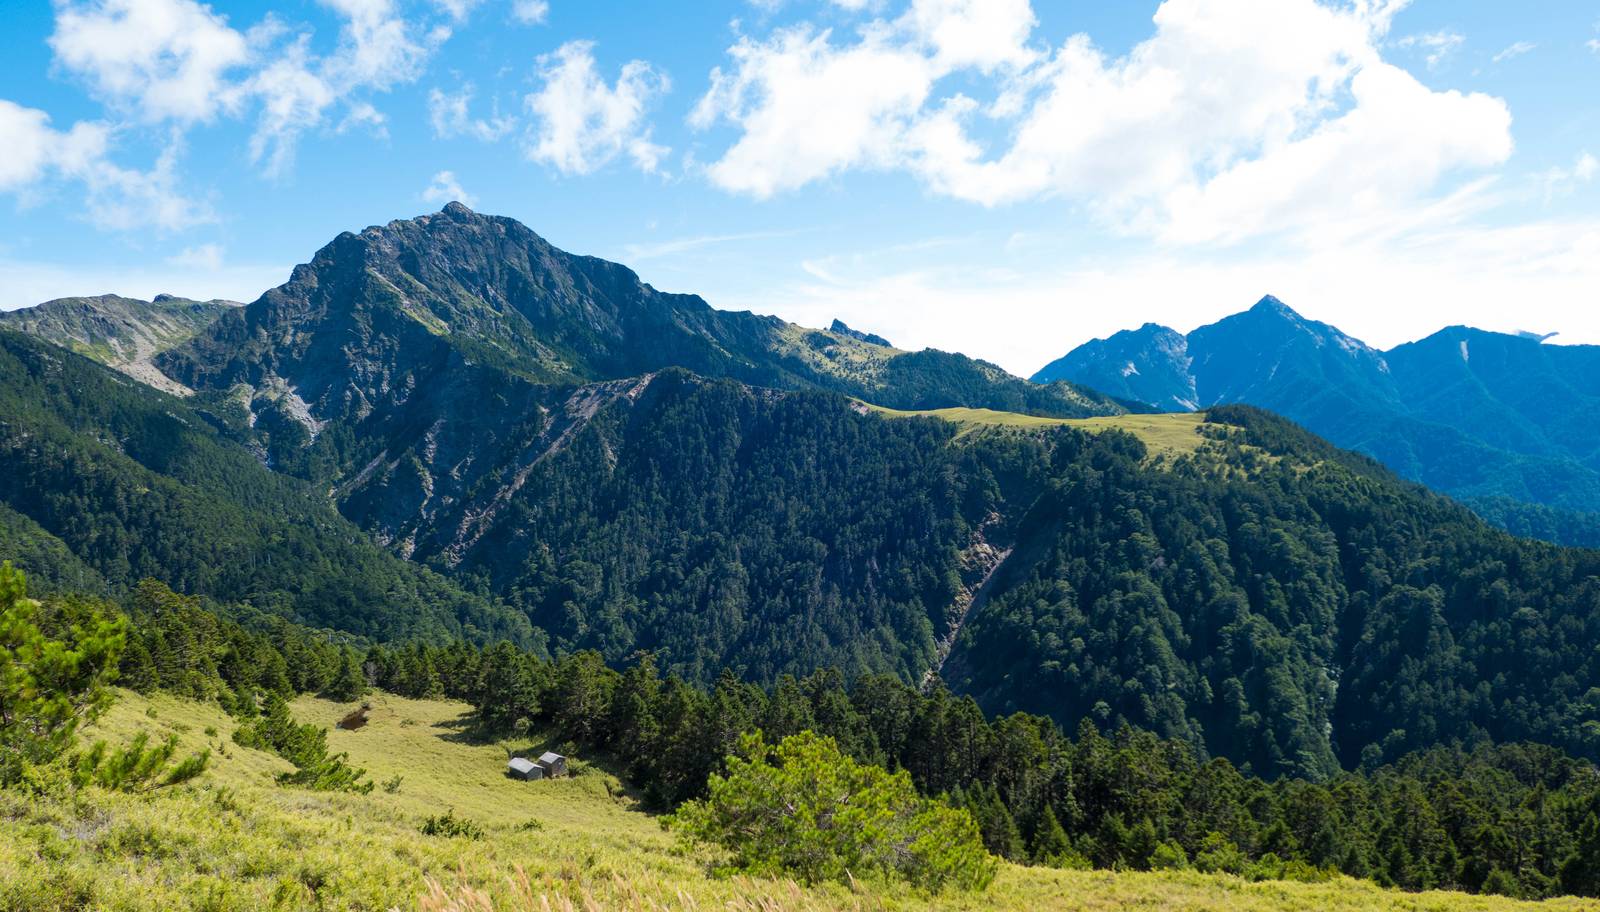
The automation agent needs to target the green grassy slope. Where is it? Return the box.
[5,689,1594,912]
[865,403,1208,457]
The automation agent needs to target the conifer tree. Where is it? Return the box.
[0,562,125,786]
[1031,805,1071,864]
[323,646,367,702]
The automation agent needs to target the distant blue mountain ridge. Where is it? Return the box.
[1034,296,1600,547]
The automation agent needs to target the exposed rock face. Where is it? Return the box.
[153,203,1130,556]
[1033,322,1197,411]
[0,293,238,395]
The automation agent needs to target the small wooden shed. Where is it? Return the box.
[536,751,568,778]
[508,756,545,781]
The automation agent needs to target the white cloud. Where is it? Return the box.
[1156,63,1511,246]
[524,41,669,175]
[167,242,225,269]
[0,98,211,231]
[320,0,432,89]
[49,0,251,123]
[0,99,110,193]
[49,0,460,180]
[511,0,548,24]
[691,26,934,196]
[430,0,483,23]
[1492,41,1535,63]
[1538,151,1598,202]
[337,100,388,137]
[242,34,338,176]
[428,84,516,140]
[81,143,215,230]
[902,0,1037,72]
[1396,30,1464,70]
[240,0,454,176]
[740,216,1600,377]
[694,0,1512,249]
[421,169,475,206]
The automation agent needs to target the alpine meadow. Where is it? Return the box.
[5,1,1600,910]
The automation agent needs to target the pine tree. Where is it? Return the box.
[0,562,125,785]
[473,641,538,733]
[1031,805,1071,864]
[117,634,159,693]
[608,653,663,762]
[323,646,367,702]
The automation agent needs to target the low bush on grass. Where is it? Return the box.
[234,692,372,793]
[666,731,995,893]
[419,809,484,840]
[72,732,209,792]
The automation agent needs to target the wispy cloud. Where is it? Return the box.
[621,229,797,261]
[422,169,475,207]
[1492,41,1535,63]
[1397,30,1465,69]
[167,242,225,270]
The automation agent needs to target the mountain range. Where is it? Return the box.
[0,293,238,395]
[3,205,1600,783]
[1035,296,1600,546]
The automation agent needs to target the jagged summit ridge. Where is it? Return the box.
[1034,296,1600,532]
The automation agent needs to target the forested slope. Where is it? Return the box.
[10,319,1600,783]
[948,406,1600,779]
[0,329,531,645]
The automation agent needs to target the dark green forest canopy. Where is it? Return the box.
[7,325,1600,786]
[0,329,532,646]
[949,405,1600,779]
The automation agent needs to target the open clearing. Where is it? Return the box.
[3,689,1596,911]
[865,404,1209,457]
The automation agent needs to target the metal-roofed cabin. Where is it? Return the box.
[507,756,544,780]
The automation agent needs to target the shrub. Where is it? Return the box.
[0,562,124,787]
[234,692,372,793]
[420,809,484,839]
[1150,840,1190,871]
[72,732,209,792]
[1193,832,1249,875]
[666,731,995,893]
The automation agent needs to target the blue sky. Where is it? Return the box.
[2,0,1597,374]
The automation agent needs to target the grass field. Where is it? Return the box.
[3,689,1597,911]
[864,404,1210,458]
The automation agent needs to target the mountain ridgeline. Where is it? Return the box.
[0,328,532,645]
[1034,296,1600,543]
[0,293,238,395]
[3,206,1600,786]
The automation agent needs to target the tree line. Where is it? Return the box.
[109,574,1600,901]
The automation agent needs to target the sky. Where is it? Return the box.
[1,0,1598,376]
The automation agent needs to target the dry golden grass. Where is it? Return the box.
[3,690,1596,911]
